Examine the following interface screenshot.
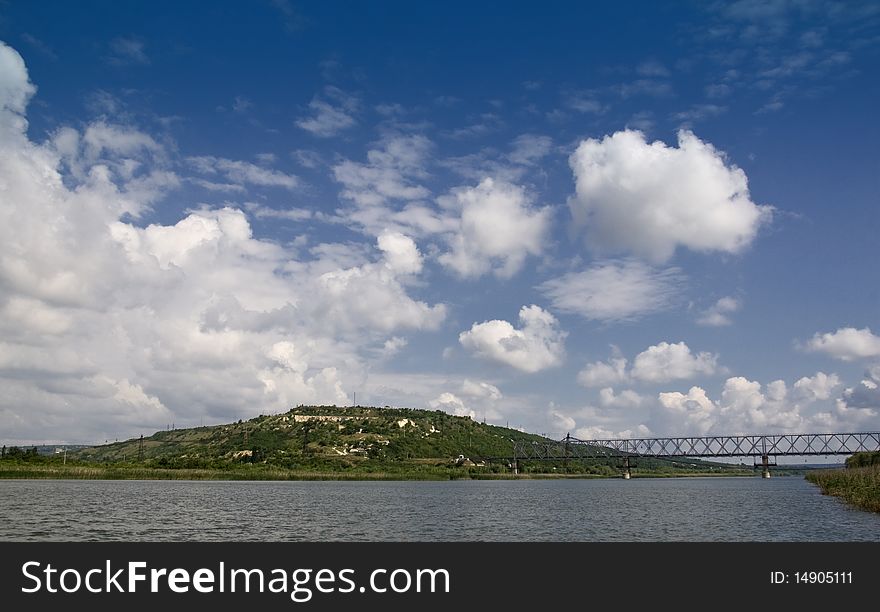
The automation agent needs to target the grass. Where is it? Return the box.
[805,465,880,513]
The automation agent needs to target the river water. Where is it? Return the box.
[1,477,877,541]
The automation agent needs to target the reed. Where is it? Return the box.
[806,465,880,513]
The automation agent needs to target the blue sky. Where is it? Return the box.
[0,0,878,445]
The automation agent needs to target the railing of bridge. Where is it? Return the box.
[512,432,880,460]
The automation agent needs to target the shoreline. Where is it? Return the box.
[0,464,767,481]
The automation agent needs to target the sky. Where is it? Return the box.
[0,0,878,447]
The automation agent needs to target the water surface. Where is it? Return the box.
[1,477,877,541]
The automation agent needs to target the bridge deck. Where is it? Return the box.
[512,432,880,460]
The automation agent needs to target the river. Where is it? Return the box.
[1,476,877,541]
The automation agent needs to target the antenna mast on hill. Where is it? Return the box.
[137,434,144,462]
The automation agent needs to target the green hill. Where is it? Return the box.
[73,405,544,468]
[57,405,748,478]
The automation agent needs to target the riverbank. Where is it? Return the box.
[805,465,880,513]
[0,463,757,481]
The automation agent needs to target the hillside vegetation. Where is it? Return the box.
[3,406,750,479]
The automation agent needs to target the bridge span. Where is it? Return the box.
[511,432,880,478]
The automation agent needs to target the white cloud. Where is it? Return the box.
[577,357,628,388]
[793,372,840,401]
[656,386,718,435]
[335,141,550,262]
[564,92,604,114]
[333,134,431,207]
[428,379,505,422]
[47,121,177,216]
[296,87,358,137]
[439,179,550,279]
[579,342,717,388]
[651,371,872,436]
[377,230,423,275]
[631,341,719,383]
[381,336,408,357]
[292,149,322,169]
[568,129,772,263]
[549,409,576,432]
[459,305,566,373]
[539,259,683,322]
[0,41,36,132]
[837,368,880,415]
[507,134,553,165]
[598,387,645,409]
[187,156,298,190]
[246,203,314,222]
[461,379,502,401]
[697,296,741,327]
[806,327,880,361]
[429,392,475,419]
[0,45,448,444]
[82,121,163,160]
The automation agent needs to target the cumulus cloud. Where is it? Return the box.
[837,367,880,413]
[429,392,475,419]
[335,142,550,274]
[428,380,504,421]
[631,341,718,383]
[539,259,683,322]
[459,305,566,373]
[806,327,880,361]
[656,386,718,435]
[439,178,551,279]
[0,44,448,444]
[380,336,408,357]
[0,41,36,132]
[793,372,840,401]
[461,379,502,401]
[568,129,772,263]
[549,409,576,432]
[577,357,628,388]
[650,371,871,436]
[697,296,741,327]
[45,120,180,219]
[377,230,423,275]
[598,387,645,409]
[578,342,718,387]
[296,86,358,137]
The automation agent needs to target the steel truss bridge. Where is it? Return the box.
[510,432,880,477]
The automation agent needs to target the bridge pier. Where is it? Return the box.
[622,456,632,479]
[757,454,776,478]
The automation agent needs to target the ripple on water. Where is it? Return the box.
[0,477,878,541]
